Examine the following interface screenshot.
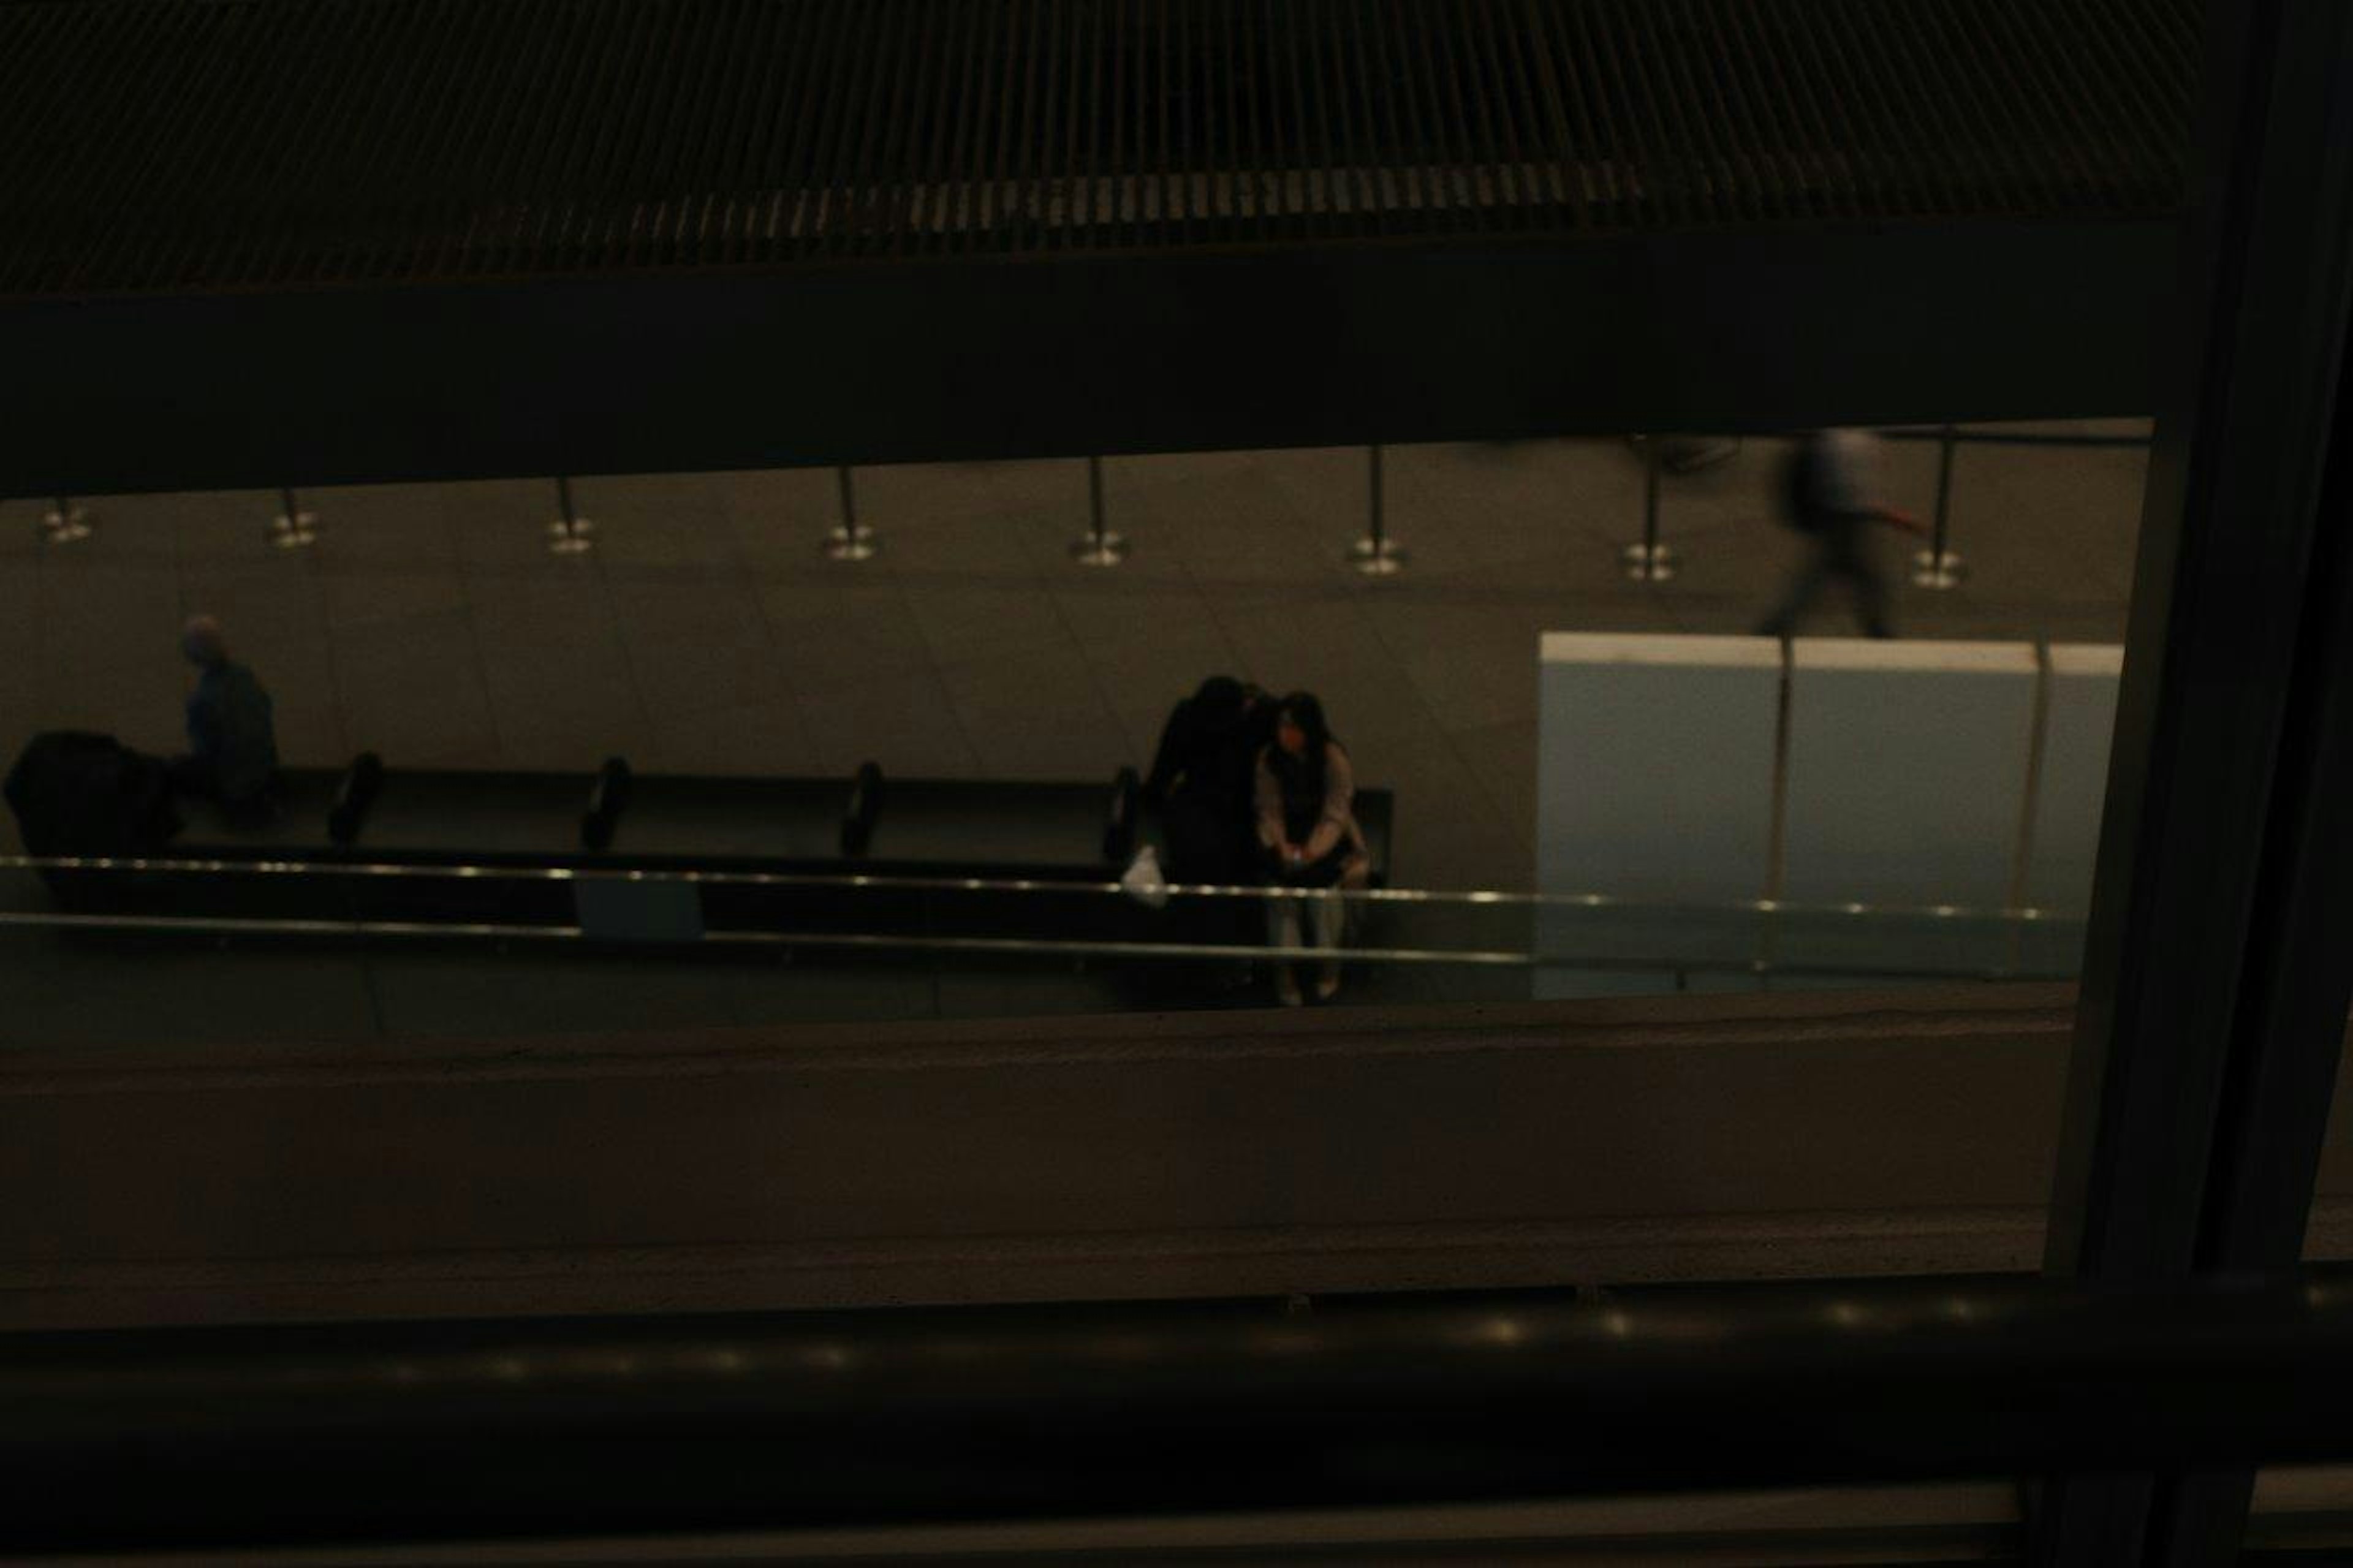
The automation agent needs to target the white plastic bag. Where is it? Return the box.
[1120,845,1170,909]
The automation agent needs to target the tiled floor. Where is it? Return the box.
[0,427,2148,896]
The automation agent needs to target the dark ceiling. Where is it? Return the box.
[0,1,2197,494]
[0,0,2194,297]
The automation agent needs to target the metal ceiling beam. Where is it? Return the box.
[0,219,2168,496]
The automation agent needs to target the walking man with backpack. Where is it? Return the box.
[1756,428,1927,640]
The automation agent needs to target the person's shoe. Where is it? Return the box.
[1314,963,1341,1003]
[1276,971,1304,1008]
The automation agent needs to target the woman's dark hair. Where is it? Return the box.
[1275,691,1339,799]
[1278,691,1332,748]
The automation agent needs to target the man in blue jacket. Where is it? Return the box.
[173,615,279,818]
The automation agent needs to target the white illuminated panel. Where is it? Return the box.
[1783,639,2038,907]
[1779,638,2037,978]
[1534,634,1782,999]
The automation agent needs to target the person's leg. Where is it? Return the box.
[1309,890,1345,999]
[1314,855,1371,1001]
[1828,529,1897,638]
[1756,542,1832,637]
[1266,892,1305,1006]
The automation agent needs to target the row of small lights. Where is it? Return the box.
[33,450,1415,575]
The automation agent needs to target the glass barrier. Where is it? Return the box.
[0,852,2088,993]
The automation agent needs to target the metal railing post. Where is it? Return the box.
[1069,455,1128,566]
[547,475,595,555]
[39,495,91,545]
[1348,444,1408,575]
[1911,424,1968,588]
[1621,436,1679,581]
[824,465,879,561]
[270,486,317,549]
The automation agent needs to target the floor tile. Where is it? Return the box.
[0,556,39,675]
[317,562,472,630]
[312,487,470,627]
[605,577,789,718]
[1448,716,1541,848]
[564,472,740,570]
[795,667,979,778]
[854,456,1093,533]
[37,558,182,684]
[178,556,332,650]
[646,697,825,778]
[306,484,459,566]
[756,577,934,691]
[235,643,349,766]
[1083,622,1254,753]
[164,488,290,567]
[1048,578,1231,657]
[941,650,1127,781]
[464,575,636,756]
[40,657,186,757]
[0,498,37,563]
[719,467,852,574]
[1207,586,1392,695]
[449,479,568,571]
[332,609,502,765]
[905,579,1079,670]
[1365,600,1544,732]
[1383,438,1648,575]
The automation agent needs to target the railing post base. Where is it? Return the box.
[39,498,91,545]
[1910,548,1969,589]
[270,488,318,549]
[1621,540,1679,582]
[549,476,595,555]
[823,524,880,562]
[825,466,879,561]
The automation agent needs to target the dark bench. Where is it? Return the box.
[20,749,1394,951]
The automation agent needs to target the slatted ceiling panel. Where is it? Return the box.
[0,0,2196,298]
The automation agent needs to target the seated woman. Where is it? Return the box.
[1254,692,1371,1007]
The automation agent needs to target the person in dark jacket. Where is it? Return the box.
[1143,676,1271,885]
[1254,692,1371,1007]
[172,615,278,818]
